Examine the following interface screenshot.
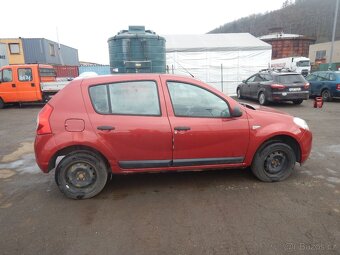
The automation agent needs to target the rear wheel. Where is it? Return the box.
[292,99,303,105]
[258,92,267,105]
[251,143,296,182]
[321,89,332,102]
[237,88,243,99]
[55,151,108,199]
[0,98,4,109]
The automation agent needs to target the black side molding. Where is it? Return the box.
[119,157,244,169]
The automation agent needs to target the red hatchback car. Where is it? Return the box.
[34,74,312,199]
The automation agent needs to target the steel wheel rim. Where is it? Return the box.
[259,93,265,104]
[237,89,241,98]
[65,162,97,188]
[322,90,329,100]
[264,151,287,174]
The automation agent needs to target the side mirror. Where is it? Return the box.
[242,80,246,84]
[231,106,243,117]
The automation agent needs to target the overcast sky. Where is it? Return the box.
[1,0,285,64]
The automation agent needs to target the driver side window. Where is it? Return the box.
[167,81,230,118]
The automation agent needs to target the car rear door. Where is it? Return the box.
[16,67,39,102]
[84,76,173,170]
[161,76,249,167]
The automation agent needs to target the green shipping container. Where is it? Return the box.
[108,26,166,74]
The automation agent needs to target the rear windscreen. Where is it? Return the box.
[39,68,56,77]
[276,75,305,84]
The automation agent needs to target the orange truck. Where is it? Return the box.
[0,64,69,108]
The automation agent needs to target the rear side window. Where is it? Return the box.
[89,81,160,116]
[18,68,32,81]
[276,74,305,84]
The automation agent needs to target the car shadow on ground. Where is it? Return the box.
[1,103,45,109]
[97,168,259,199]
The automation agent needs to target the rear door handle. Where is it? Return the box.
[31,83,35,87]
[97,126,115,131]
[174,126,191,131]
[12,84,16,88]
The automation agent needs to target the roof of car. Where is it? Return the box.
[259,70,301,76]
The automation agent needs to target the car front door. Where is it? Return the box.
[250,74,265,98]
[243,75,256,97]
[85,77,173,170]
[0,68,18,103]
[162,78,249,166]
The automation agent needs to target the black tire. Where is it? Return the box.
[258,92,267,105]
[251,143,296,182]
[237,88,243,99]
[55,151,108,199]
[321,89,332,102]
[0,98,4,109]
[292,99,303,105]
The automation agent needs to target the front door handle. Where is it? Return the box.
[174,126,191,131]
[97,126,115,131]
[12,84,16,88]
[31,83,35,87]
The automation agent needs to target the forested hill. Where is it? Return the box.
[209,0,340,43]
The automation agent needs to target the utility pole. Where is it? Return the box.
[329,0,339,70]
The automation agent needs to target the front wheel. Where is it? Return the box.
[55,151,108,199]
[258,92,268,105]
[321,89,332,102]
[251,143,296,182]
[0,98,4,109]
[237,88,243,99]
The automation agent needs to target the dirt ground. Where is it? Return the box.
[0,99,339,255]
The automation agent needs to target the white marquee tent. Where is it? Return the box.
[164,33,272,95]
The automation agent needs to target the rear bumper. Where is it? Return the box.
[34,134,56,173]
[270,91,309,101]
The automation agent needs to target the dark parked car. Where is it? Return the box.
[237,70,310,105]
[306,71,340,101]
[35,74,312,199]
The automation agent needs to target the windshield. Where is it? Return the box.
[296,60,310,67]
[276,74,306,84]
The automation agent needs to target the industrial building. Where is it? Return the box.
[0,38,79,66]
[164,33,272,95]
[309,40,340,64]
[259,32,315,59]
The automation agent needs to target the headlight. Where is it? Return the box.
[293,117,309,130]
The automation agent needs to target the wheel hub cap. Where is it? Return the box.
[265,151,286,174]
[66,162,96,188]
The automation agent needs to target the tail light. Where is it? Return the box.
[304,83,310,89]
[270,84,285,90]
[336,84,340,90]
[36,104,53,135]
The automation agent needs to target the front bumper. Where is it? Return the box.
[299,129,313,164]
